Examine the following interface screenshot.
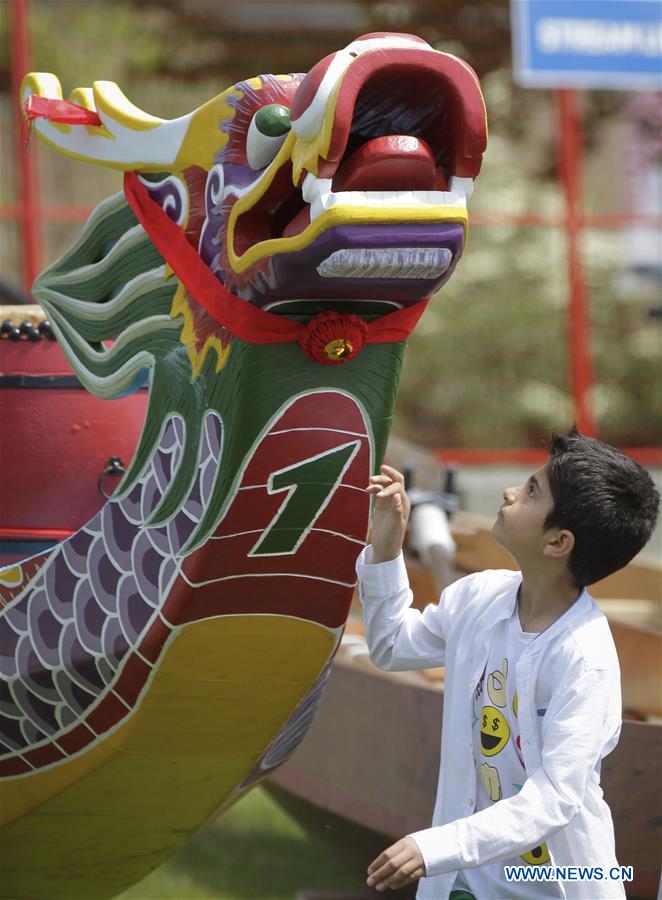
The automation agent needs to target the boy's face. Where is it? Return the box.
[492,464,556,559]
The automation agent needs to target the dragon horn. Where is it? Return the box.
[20,73,229,172]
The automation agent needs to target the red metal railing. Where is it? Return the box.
[9,0,39,289]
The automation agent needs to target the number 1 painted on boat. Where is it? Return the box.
[250,440,361,556]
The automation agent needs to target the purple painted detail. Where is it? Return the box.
[3,597,28,633]
[16,639,59,704]
[95,655,114,685]
[204,411,223,458]
[54,668,96,716]
[0,619,20,678]
[0,408,225,771]
[142,176,185,225]
[62,528,95,576]
[11,680,59,735]
[171,416,185,447]
[117,575,154,643]
[101,616,129,670]
[44,553,78,620]
[130,532,163,607]
[20,719,46,746]
[73,656,105,694]
[199,165,226,271]
[261,222,466,305]
[59,622,104,695]
[151,447,174,495]
[74,579,105,656]
[200,461,216,509]
[57,705,77,729]
[0,714,25,750]
[0,679,16,716]
[217,163,257,191]
[88,538,121,615]
[146,524,171,557]
[159,558,177,598]
[159,417,179,452]
[97,544,122,595]
[28,592,61,669]
[140,473,162,526]
[167,509,197,551]
[184,474,204,520]
[102,502,135,571]
[118,481,143,524]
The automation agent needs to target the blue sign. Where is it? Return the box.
[511,0,662,89]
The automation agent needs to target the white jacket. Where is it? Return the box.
[356,548,624,900]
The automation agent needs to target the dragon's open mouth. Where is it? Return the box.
[229,47,484,277]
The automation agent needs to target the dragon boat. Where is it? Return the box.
[0,33,487,899]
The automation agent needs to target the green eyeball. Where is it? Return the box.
[247,104,292,169]
[254,104,291,137]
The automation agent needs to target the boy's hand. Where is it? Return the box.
[366,836,425,891]
[366,465,411,563]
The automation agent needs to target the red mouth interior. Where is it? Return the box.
[235,59,478,252]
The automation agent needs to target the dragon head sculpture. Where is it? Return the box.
[21,31,486,549]
[24,32,485,305]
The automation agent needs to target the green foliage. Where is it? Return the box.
[397,224,660,448]
[394,71,660,449]
[10,1,164,87]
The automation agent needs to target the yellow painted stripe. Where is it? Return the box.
[228,201,468,273]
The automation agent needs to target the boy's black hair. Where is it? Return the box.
[545,427,660,586]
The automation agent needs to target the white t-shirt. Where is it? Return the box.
[453,606,561,899]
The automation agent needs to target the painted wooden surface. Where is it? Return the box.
[2,33,489,900]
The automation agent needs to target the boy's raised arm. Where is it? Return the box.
[365,464,411,564]
[357,465,448,671]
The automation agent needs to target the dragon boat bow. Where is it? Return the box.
[1,33,486,899]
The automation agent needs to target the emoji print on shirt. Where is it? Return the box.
[480,705,510,756]
[487,659,508,707]
[522,843,551,866]
[480,763,502,801]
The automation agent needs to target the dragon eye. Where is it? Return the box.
[246,104,292,170]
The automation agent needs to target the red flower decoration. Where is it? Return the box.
[299,311,368,365]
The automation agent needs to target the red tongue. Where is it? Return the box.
[332,135,447,191]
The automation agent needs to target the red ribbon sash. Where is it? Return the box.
[123,172,428,346]
[25,94,429,347]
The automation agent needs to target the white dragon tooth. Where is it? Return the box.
[310,197,326,220]
[307,185,470,220]
[450,176,474,199]
[302,173,332,204]
[302,172,319,203]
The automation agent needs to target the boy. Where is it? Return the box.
[357,428,659,900]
